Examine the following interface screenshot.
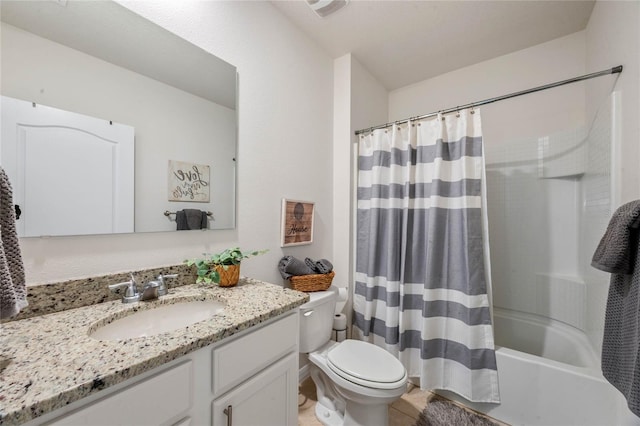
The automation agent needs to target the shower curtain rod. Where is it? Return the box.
[354,65,623,136]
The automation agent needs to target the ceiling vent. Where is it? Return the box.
[306,0,349,18]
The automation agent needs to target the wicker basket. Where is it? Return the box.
[289,271,335,292]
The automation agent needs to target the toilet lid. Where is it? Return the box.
[327,340,406,386]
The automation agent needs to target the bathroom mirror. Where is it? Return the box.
[0,0,237,236]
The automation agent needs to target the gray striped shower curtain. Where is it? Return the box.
[353,109,500,403]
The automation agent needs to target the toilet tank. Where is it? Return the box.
[299,286,337,353]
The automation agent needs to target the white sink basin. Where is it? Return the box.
[90,300,225,341]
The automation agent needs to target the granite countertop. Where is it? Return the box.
[0,278,309,425]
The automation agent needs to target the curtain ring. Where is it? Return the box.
[456,107,460,118]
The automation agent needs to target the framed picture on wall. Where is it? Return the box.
[168,160,210,202]
[281,199,314,247]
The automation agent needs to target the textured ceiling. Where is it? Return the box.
[271,0,595,90]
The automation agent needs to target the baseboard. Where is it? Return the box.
[299,363,310,384]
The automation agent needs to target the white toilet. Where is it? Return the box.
[299,286,408,426]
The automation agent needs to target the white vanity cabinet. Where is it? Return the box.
[210,311,299,426]
[26,311,299,426]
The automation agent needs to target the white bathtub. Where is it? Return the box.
[438,308,636,425]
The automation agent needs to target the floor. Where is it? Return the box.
[298,377,503,426]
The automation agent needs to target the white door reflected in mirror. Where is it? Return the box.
[1,96,134,237]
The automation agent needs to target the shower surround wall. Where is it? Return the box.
[579,91,616,353]
[484,127,586,328]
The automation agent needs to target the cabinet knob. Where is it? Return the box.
[223,405,233,426]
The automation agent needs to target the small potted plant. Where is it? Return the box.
[186,247,267,287]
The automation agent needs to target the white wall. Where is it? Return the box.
[389,32,587,142]
[333,54,388,286]
[1,22,236,232]
[332,55,352,292]
[586,1,640,206]
[332,53,388,326]
[390,32,589,326]
[17,1,334,285]
[351,58,389,136]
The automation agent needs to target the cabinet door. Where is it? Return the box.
[212,353,297,426]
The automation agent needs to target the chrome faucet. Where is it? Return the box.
[139,280,160,301]
[108,273,179,303]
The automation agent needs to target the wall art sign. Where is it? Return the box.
[281,198,315,247]
[168,160,210,202]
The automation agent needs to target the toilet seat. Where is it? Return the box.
[326,340,406,390]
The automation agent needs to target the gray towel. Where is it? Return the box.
[0,167,27,319]
[592,200,640,416]
[305,257,334,274]
[176,209,208,230]
[278,256,316,280]
[592,200,640,274]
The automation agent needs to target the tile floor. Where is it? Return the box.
[298,377,505,426]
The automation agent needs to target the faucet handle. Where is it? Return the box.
[158,273,178,280]
[108,277,140,304]
[107,281,131,291]
[156,273,178,296]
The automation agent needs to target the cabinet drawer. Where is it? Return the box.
[212,313,298,395]
[48,361,192,426]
